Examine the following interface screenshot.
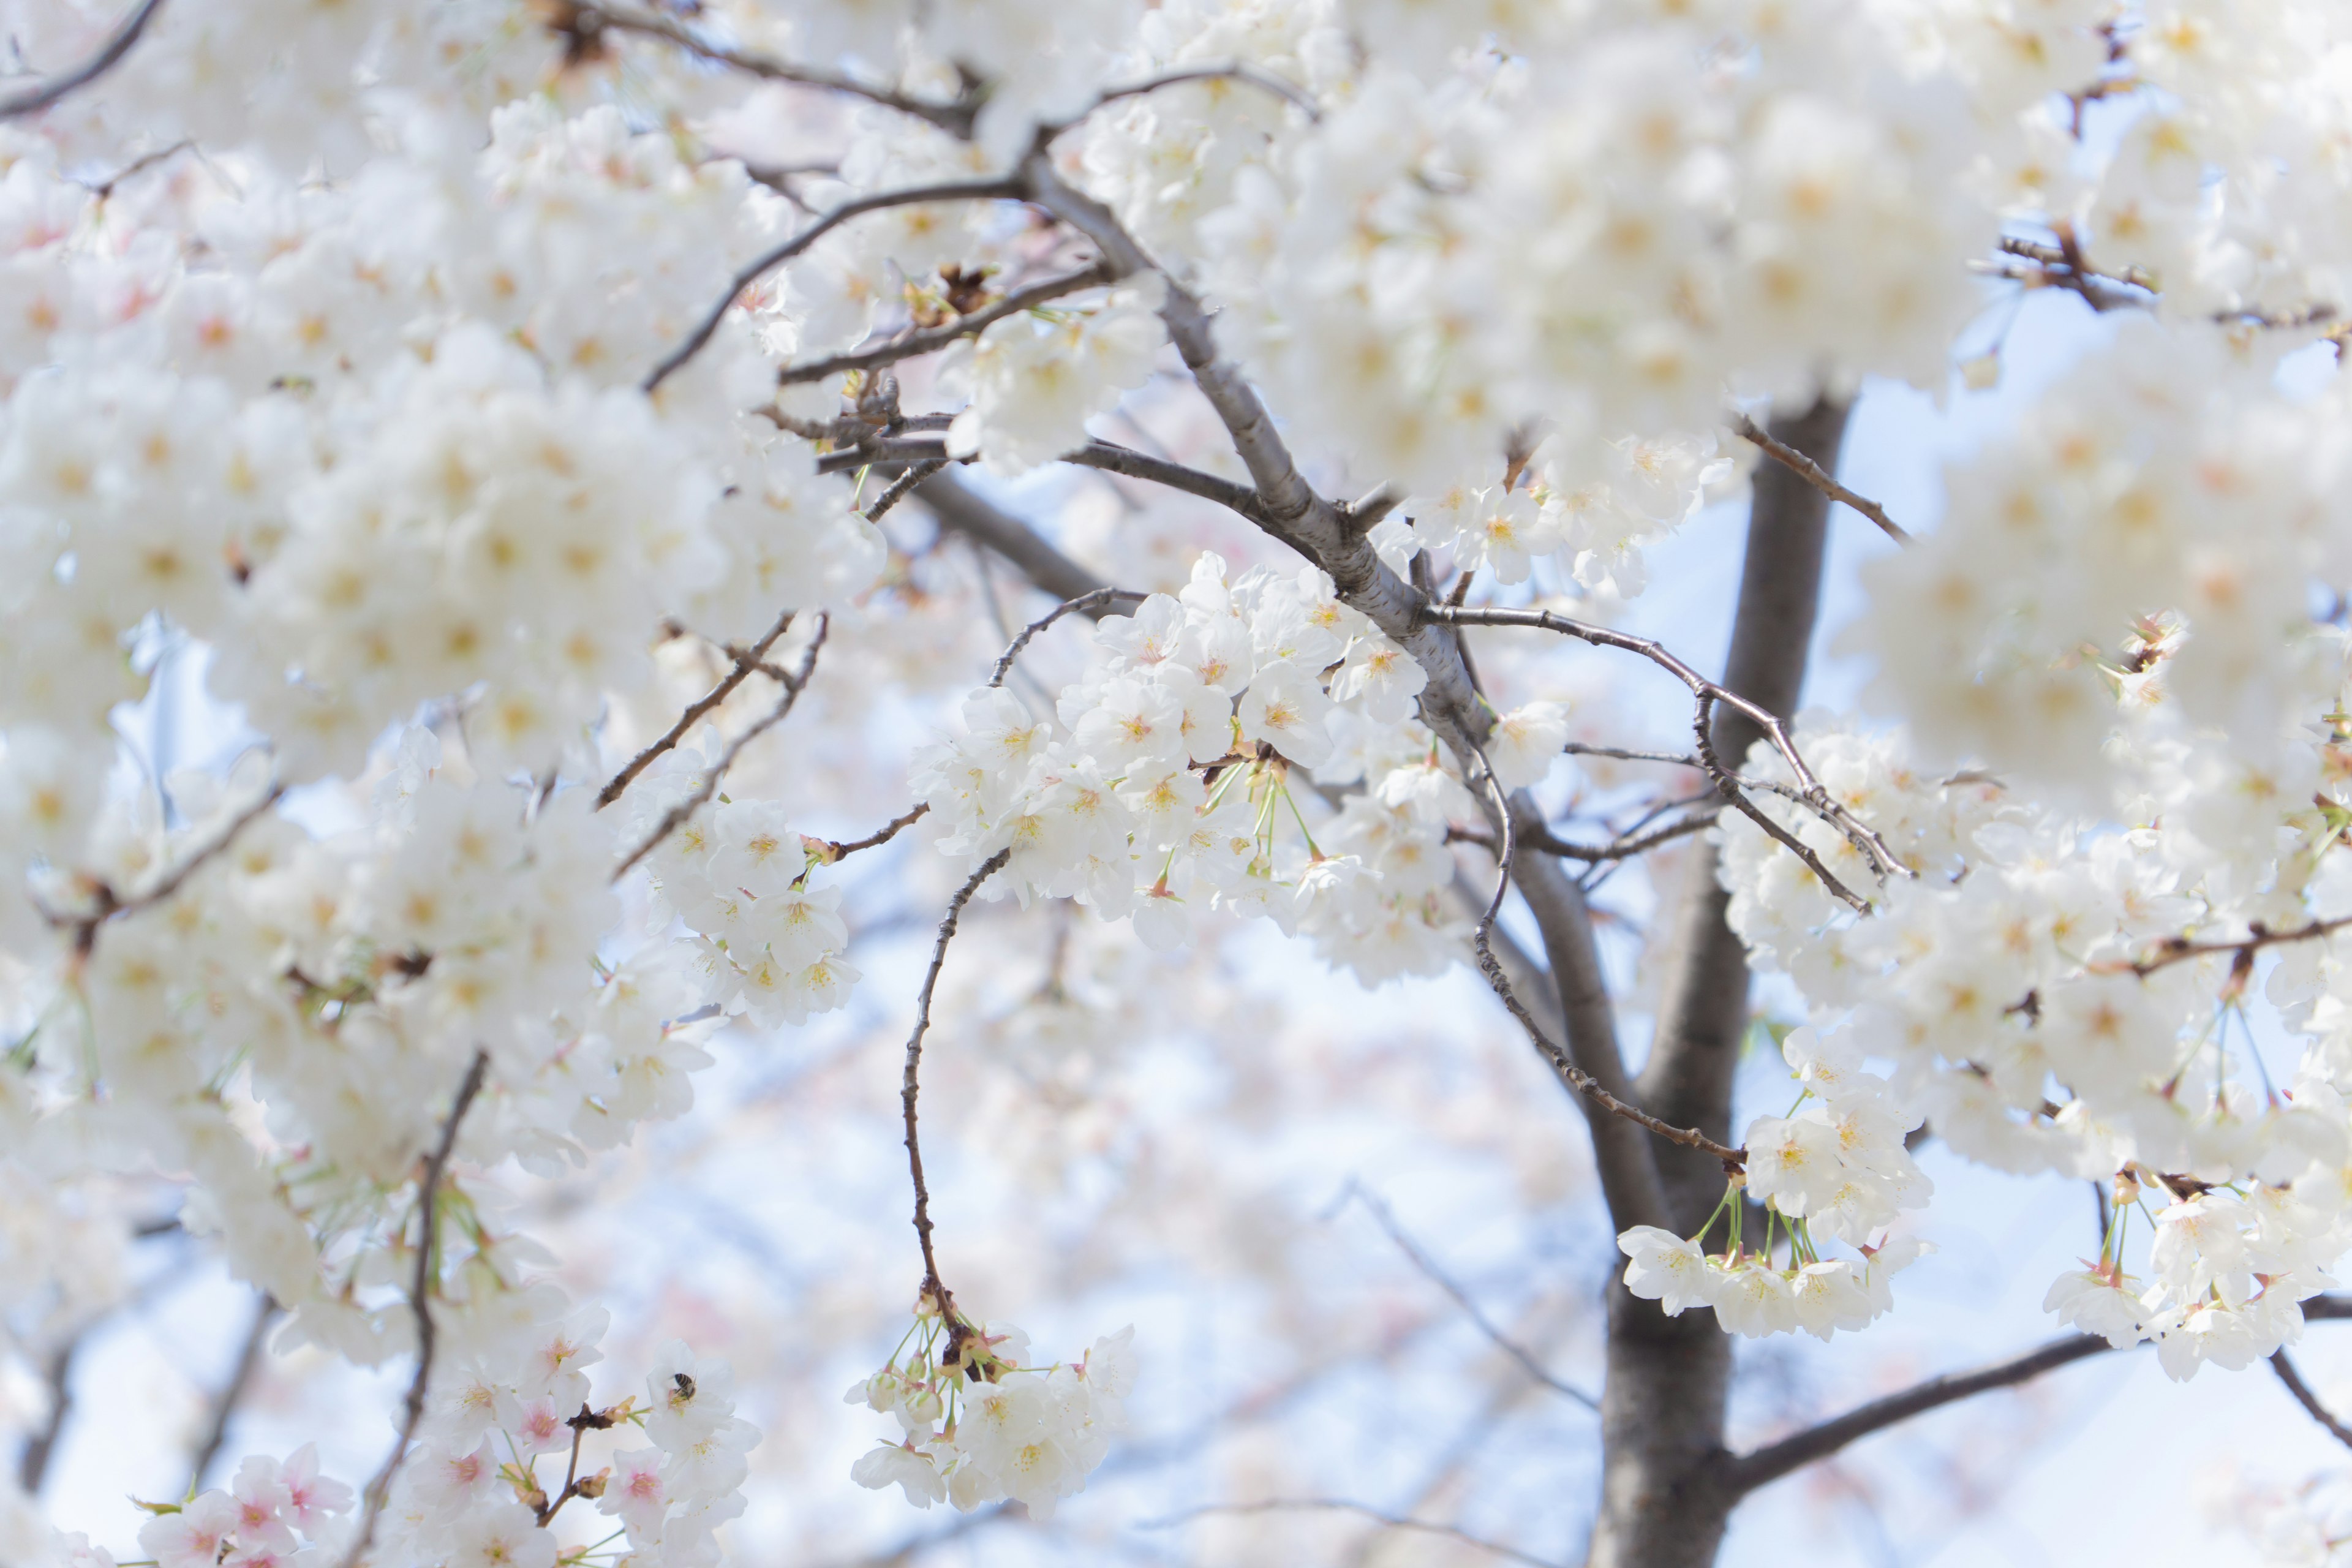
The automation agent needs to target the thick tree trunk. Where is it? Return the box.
[1583,396,1850,1568]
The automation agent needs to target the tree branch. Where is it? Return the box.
[1721,1332,2111,1498]
[2105,913,2352,977]
[2272,1350,2352,1453]
[596,609,794,810]
[1340,1181,1597,1411]
[0,0,167,118]
[644,178,1024,393]
[563,1,979,138]
[1460,748,1742,1187]
[611,615,829,880]
[776,262,1113,385]
[809,804,930,864]
[987,586,1147,687]
[44,782,284,960]
[14,1337,76,1493]
[917,470,1114,607]
[1731,413,1909,545]
[342,1049,491,1568]
[1141,1498,1564,1568]
[187,1293,281,1493]
[901,849,1010,1329]
[1079,62,1319,123]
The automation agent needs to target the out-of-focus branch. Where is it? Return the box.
[1339,1181,1597,1411]
[43,783,284,960]
[15,1338,77,1493]
[188,1294,282,1493]
[343,1049,491,1568]
[0,0,167,118]
[1721,1332,2112,1497]
[560,2,980,138]
[916,471,1114,608]
[1142,1498,1564,1568]
[2272,1350,2352,1453]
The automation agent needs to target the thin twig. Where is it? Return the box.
[1462,740,1745,1167]
[777,262,1113,384]
[595,609,794,809]
[342,1049,491,1568]
[1139,1498,1564,1568]
[567,2,979,138]
[85,136,191,197]
[1424,604,1903,905]
[988,586,1146,687]
[810,804,930,864]
[902,850,1011,1323]
[1453,806,1721,864]
[644,178,1023,393]
[612,615,829,881]
[0,0,167,118]
[1340,1181,1597,1411]
[2272,1351,2352,1453]
[1732,413,1909,545]
[810,433,1272,523]
[864,459,946,522]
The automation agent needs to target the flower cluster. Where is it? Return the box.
[383,1291,756,1568]
[848,1298,1134,1519]
[137,1447,352,1568]
[1620,1028,1929,1341]
[913,553,1472,982]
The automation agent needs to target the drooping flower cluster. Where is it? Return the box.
[1621,1027,1929,1341]
[848,1298,1134,1519]
[913,553,1477,981]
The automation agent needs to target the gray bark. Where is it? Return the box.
[1586,396,1849,1568]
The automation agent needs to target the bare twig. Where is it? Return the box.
[810,804,931,864]
[864,459,948,522]
[777,262,1114,385]
[918,470,1113,607]
[565,2,979,138]
[15,1338,76,1493]
[1423,603,1902,907]
[343,1049,491,1568]
[1720,1332,2111,1497]
[0,0,167,118]
[597,609,794,809]
[85,136,191,197]
[988,586,1146,687]
[902,850,1011,1324]
[187,1294,281,1493]
[612,616,829,880]
[1732,413,1909,545]
[811,432,1271,524]
[1462,741,1746,1167]
[1453,806,1721,864]
[2273,1350,2352,1453]
[1139,1498,1564,1568]
[1340,1182,1597,1411]
[644,178,1023,393]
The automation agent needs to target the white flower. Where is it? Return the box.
[1618,1226,1717,1316]
[1237,659,1336,767]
